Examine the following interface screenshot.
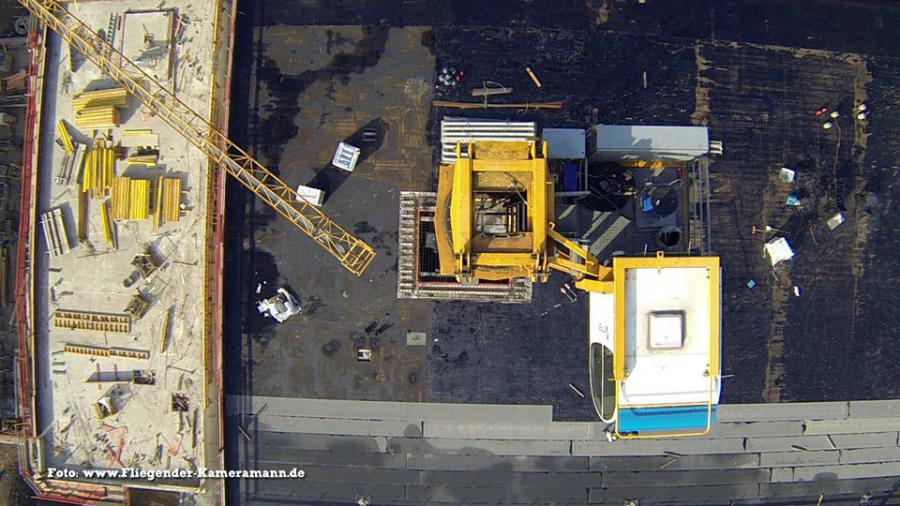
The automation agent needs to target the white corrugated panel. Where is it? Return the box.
[440,116,536,164]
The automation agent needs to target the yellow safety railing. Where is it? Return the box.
[20,0,376,275]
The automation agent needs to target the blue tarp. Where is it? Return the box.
[618,405,717,433]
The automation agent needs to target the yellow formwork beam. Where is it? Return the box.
[56,120,74,154]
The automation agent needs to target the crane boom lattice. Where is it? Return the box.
[20,0,376,275]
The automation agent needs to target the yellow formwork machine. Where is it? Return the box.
[21,0,376,276]
[435,140,612,291]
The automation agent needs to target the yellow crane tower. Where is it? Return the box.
[19,0,376,276]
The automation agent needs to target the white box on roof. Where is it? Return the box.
[295,184,324,206]
[591,124,709,163]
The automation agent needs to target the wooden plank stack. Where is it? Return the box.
[72,88,128,129]
[110,176,150,221]
[82,138,115,198]
[152,176,182,229]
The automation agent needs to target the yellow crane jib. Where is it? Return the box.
[20,0,375,276]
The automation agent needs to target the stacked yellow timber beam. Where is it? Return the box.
[151,177,183,229]
[53,310,131,333]
[72,88,128,129]
[162,178,182,223]
[63,344,149,360]
[82,139,115,198]
[56,120,74,154]
[111,176,150,221]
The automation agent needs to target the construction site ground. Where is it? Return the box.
[224,0,900,422]
[24,0,230,497]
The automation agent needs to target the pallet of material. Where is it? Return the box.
[53,310,131,333]
[56,141,85,186]
[111,176,150,220]
[162,178,181,222]
[40,209,70,257]
[63,344,149,360]
[81,139,116,198]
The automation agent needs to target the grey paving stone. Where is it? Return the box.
[792,461,900,481]
[226,395,552,422]
[759,476,900,498]
[769,467,794,482]
[744,435,833,452]
[601,468,769,487]
[255,479,406,503]
[848,400,900,419]
[255,431,390,452]
[759,450,839,467]
[589,484,761,503]
[706,420,804,438]
[829,431,899,448]
[256,415,421,437]
[252,447,407,468]
[573,437,746,456]
[405,484,589,504]
[407,453,589,472]
[805,417,900,435]
[422,420,597,440]
[590,453,759,472]
[388,436,572,456]
[716,402,849,422]
[419,469,601,487]
[840,446,900,465]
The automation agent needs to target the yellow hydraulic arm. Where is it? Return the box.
[20,0,376,276]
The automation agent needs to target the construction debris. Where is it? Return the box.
[257,288,301,323]
[40,209,71,257]
[53,310,131,333]
[524,66,542,88]
[124,293,152,320]
[131,247,162,278]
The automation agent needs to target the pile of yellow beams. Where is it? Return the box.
[72,88,128,129]
[57,120,74,154]
[152,176,183,229]
[111,176,150,221]
[82,139,115,198]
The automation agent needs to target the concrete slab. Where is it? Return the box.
[255,415,420,437]
[573,437,746,457]
[590,453,760,472]
[848,399,900,418]
[406,484,589,504]
[419,469,601,488]
[589,484,762,503]
[793,462,900,481]
[601,469,769,487]
[805,418,900,435]
[422,421,598,440]
[744,435,835,452]
[829,431,899,449]
[226,394,552,422]
[840,446,900,465]
[716,402,849,422]
[706,420,804,438]
[759,450,839,468]
[407,453,589,472]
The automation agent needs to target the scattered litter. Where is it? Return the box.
[568,383,585,398]
[357,349,372,362]
[826,212,845,230]
[829,110,840,119]
[793,286,801,297]
[814,106,828,117]
[524,66,542,88]
[255,283,261,294]
[746,279,756,289]
[778,167,796,183]
[823,121,834,130]
[856,103,869,120]
[765,237,794,266]
[785,194,801,206]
